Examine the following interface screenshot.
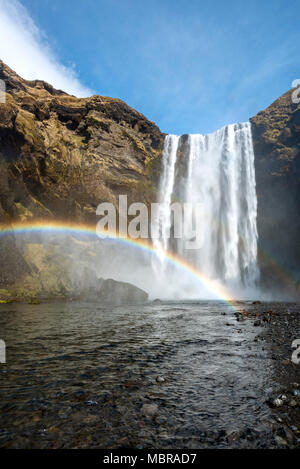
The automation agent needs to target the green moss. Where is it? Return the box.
[0,289,12,298]
[72,135,86,147]
[86,115,110,132]
[28,298,40,305]
[145,155,161,181]
[103,170,138,191]
[15,202,34,221]
[0,289,14,303]
[15,110,43,147]
[122,129,147,155]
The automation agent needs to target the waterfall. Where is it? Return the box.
[152,122,259,293]
[152,134,180,258]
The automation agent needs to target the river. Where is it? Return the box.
[0,301,299,448]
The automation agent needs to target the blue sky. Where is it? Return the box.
[1,0,299,134]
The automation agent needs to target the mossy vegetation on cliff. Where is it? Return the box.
[0,60,164,226]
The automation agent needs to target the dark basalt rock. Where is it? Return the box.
[250,87,300,297]
[95,278,148,305]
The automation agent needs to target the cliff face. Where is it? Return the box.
[0,61,164,224]
[0,61,164,296]
[251,87,300,294]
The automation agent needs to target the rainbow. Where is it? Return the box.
[0,220,236,305]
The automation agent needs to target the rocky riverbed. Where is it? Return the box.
[0,300,299,449]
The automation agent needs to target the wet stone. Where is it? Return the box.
[141,403,159,418]
[267,398,284,408]
[156,376,165,383]
[274,435,288,447]
[289,400,297,408]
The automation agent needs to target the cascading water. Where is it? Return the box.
[152,134,180,258]
[152,122,259,297]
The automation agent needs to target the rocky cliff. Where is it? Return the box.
[0,61,164,224]
[0,61,164,298]
[251,87,300,295]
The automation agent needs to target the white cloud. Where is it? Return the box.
[0,0,92,97]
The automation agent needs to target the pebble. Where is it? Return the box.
[226,431,240,442]
[86,400,98,406]
[141,403,159,418]
[289,400,297,408]
[291,389,300,397]
[274,415,283,423]
[283,427,295,444]
[270,398,284,408]
[156,376,165,383]
[274,435,288,446]
[118,437,129,447]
